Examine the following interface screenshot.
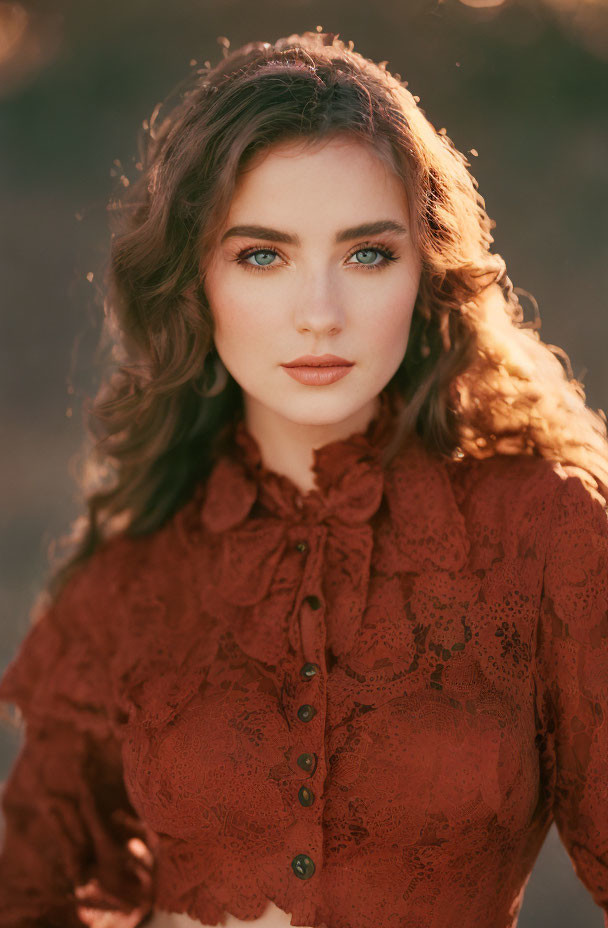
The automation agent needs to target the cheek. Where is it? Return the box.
[355,285,416,355]
[208,277,273,348]
[376,313,414,364]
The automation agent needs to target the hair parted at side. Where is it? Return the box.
[43,28,608,603]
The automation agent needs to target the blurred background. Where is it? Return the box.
[0,0,607,924]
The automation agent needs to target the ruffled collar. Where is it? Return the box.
[200,386,399,532]
[175,387,471,659]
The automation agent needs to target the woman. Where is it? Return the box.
[0,29,607,928]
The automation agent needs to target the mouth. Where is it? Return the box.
[282,355,354,368]
[281,364,354,385]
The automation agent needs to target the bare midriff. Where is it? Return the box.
[148,900,317,928]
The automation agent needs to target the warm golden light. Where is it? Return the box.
[0,4,62,98]
[453,0,608,58]
[0,1,27,65]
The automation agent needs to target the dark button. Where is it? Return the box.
[298,785,315,806]
[291,853,315,879]
[300,662,320,681]
[297,704,316,723]
[304,595,321,610]
[295,540,309,553]
[297,751,317,773]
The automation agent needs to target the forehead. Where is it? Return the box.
[228,135,409,221]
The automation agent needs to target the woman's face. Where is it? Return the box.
[203,134,422,436]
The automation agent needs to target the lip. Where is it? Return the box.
[282,354,354,367]
[282,365,354,386]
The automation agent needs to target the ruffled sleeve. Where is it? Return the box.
[535,469,608,925]
[0,556,156,928]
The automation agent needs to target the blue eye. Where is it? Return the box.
[234,242,399,274]
[351,248,385,267]
[241,249,277,269]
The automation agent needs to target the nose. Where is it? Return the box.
[292,274,345,337]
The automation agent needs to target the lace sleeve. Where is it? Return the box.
[536,470,608,925]
[0,563,156,928]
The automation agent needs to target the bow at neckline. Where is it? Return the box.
[176,387,471,661]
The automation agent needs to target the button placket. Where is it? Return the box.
[297,594,323,705]
[296,602,321,797]
[290,535,327,882]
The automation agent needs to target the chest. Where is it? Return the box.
[120,555,544,851]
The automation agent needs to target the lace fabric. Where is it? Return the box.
[0,386,607,928]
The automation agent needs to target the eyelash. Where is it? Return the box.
[232,241,399,274]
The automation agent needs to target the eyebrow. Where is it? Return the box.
[220,219,408,246]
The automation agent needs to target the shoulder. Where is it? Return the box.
[443,451,606,561]
[37,519,183,657]
[448,447,606,511]
[0,516,209,733]
[536,463,608,682]
[60,528,157,603]
[446,448,555,502]
[541,463,608,594]
[0,532,154,732]
[95,506,199,590]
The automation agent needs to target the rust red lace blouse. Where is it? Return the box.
[1,387,608,928]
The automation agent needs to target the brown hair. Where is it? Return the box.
[45,28,608,602]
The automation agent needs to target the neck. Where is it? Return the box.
[241,393,383,496]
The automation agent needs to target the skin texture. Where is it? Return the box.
[203,134,423,495]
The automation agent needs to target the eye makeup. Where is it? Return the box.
[231,241,400,274]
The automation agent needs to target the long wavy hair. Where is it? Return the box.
[43,28,608,603]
